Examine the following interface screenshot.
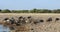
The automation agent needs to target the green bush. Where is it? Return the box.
[1,9,60,13]
[1,9,11,13]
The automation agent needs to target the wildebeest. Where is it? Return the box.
[27,16,31,19]
[3,17,10,24]
[15,16,26,26]
[3,17,16,25]
[55,18,60,21]
[47,17,52,22]
[39,19,44,22]
[4,18,9,21]
[9,17,15,24]
[18,16,23,19]
[26,16,33,23]
[33,19,44,24]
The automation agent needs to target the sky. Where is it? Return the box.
[0,0,60,10]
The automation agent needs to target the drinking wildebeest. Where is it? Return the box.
[55,18,60,21]
[47,17,52,22]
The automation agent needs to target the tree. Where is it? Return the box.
[0,9,2,12]
[52,9,60,13]
[30,8,37,13]
[42,9,52,13]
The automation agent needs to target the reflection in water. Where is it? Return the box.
[9,26,15,30]
[0,25,10,32]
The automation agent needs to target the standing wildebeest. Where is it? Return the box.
[46,17,52,22]
[33,19,44,24]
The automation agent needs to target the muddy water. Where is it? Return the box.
[0,25,10,32]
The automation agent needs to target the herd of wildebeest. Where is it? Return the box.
[2,16,60,31]
[3,16,60,25]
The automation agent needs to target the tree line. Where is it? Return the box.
[0,9,60,13]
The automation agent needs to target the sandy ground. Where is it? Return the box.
[0,13,60,32]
